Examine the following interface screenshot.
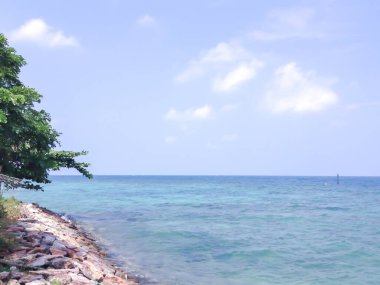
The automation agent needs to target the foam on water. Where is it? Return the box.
[6,176,380,284]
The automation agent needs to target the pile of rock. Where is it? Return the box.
[0,203,138,285]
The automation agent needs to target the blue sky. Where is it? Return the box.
[1,0,380,175]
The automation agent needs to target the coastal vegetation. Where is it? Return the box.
[0,197,20,265]
[0,34,92,190]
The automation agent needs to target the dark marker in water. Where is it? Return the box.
[337,174,340,184]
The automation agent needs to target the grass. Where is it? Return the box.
[0,196,21,220]
[0,196,21,252]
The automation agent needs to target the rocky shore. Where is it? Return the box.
[0,203,139,285]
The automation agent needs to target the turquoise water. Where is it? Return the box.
[6,176,380,285]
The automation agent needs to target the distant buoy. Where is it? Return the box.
[337,174,340,184]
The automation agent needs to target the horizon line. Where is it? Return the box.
[49,174,380,178]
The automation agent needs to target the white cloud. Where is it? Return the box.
[213,60,262,92]
[137,15,157,27]
[165,105,212,121]
[176,41,263,92]
[266,62,338,113]
[222,134,238,142]
[251,7,324,41]
[165,136,177,144]
[10,19,78,47]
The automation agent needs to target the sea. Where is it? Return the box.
[5,176,380,285]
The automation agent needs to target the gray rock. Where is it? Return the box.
[10,270,24,280]
[69,272,93,284]
[25,280,49,285]
[7,280,21,285]
[50,257,66,269]
[26,255,63,269]
[19,274,44,284]
[0,271,9,280]
[51,240,67,251]
[40,233,55,245]
[26,256,50,268]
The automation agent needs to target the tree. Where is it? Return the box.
[0,34,92,190]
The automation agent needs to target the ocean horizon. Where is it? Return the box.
[6,175,380,284]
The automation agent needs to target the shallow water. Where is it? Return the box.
[6,176,380,284]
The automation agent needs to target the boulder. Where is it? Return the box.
[10,270,24,280]
[25,280,49,285]
[50,257,67,269]
[51,240,68,251]
[7,280,21,285]
[6,250,27,260]
[47,273,72,285]
[29,268,80,276]
[0,271,9,280]
[49,248,67,256]
[28,245,49,255]
[68,273,94,284]
[102,276,131,285]
[26,254,63,269]
[26,256,50,268]
[18,274,44,284]
[40,233,55,245]
[80,260,104,281]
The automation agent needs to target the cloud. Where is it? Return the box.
[251,7,324,41]
[137,15,157,27]
[165,105,212,121]
[164,136,177,144]
[176,42,263,92]
[10,19,78,47]
[213,60,262,92]
[266,62,338,113]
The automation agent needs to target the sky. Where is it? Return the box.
[1,0,380,176]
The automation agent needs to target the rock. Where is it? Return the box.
[40,233,55,245]
[102,276,131,285]
[7,280,20,285]
[18,274,44,283]
[50,257,67,269]
[26,256,50,268]
[22,253,42,262]
[51,240,67,251]
[0,258,23,267]
[28,245,49,255]
[29,268,79,275]
[64,247,76,257]
[10,270,24,279]
[0,249,11,257]
[50,248,67,256]
[115,268,127,279]
[69,273,94,284]
[25,280,49,285]
[4,203,139,285]
[6,225,24,232]
[26,255,63,269]
[6,249,27,260]
[47,273,72,285]
[0,271,9,280]
[70,250,87,261]
[80,260,104,281]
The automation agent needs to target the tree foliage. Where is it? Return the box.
[0,34,92,190]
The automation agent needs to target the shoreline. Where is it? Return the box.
[0,202,139,285]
